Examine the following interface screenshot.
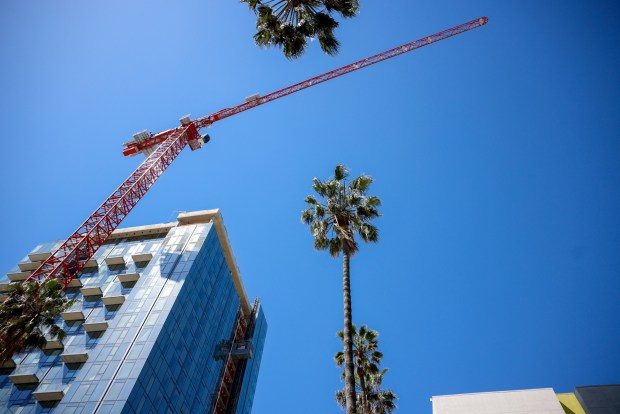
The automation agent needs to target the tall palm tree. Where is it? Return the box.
[0,279,77,363]
[241,0,359,58]
[302,164,381,414]
[335,325,383,413]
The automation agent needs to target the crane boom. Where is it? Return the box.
[26,17,488,287]
[123,16,488,156]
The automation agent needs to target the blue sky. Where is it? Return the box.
[1,1,619,413]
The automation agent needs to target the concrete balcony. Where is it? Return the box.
[7,271,30,282]
[131,253,153,263]
[61,352,88,364]
[83,321,108,333]
[104,256,125,266]
[83,259,98,269]
[118,272,140,283]
[28,252,51,262]
[18,262,40,272]
[0,358,16,370]
[102,295,125,306]
[80,286,102,297]
[66,278,83,288]
[8,373,39,385]
[42,339,63,350]
[60,310,85,322]
[33,389,64,403]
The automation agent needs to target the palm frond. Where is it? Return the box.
[301,209,314,224]
[281,25,308,59]
[328,237,342,257]
[0,279,77,363]
[334,351,344,366]
[304,195,318,205]
[241,0,263,11]
[312,177,327,196]
[357,223,378,243]
[323,0,359,17]
[334,164,349,181]
[313,234,329,251]
[350,175,373,192]
[364,195,382,207]
[315,204,325,218]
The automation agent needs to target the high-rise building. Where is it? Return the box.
[0,209,267,413]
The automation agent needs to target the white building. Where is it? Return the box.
[432,388,567,414]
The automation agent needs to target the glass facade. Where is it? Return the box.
[0,215,266,413]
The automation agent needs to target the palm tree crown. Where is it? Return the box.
[302,164,380,256]
[241,0,360,58]
[0,279,77,363]
[335,324,383,377]
[336,368,398,414]
[335,325,398,414]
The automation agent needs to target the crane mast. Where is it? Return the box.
[25,16,488,288]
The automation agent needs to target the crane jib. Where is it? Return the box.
[29,17,488,287]
[125,17,488,153]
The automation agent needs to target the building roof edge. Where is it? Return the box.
[431,388,556,399]
[177,209,252,316]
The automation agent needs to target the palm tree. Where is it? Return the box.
[241,0,359,58]
[336,369,398,414]
[335,325,383,413]
[365,368,398,414]
[302,164,381,414]
[0,279,77,363]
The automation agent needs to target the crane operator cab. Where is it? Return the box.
[188,133,210,151]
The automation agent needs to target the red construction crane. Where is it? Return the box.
[25,17,488,288]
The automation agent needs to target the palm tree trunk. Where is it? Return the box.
[342,249,357,414]
[357,365,369,414]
